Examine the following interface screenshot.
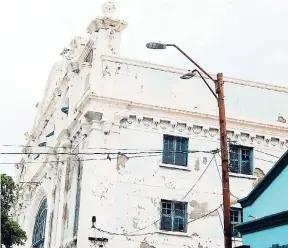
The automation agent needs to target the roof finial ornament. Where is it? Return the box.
[101,1,116,18]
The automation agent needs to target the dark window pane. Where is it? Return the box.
[174,137,188,166]
[32,198,47,248]
[230,208,243,238]
[229,146,240,173]
[161,200,187,233]
[241,148,252,175]
[163,135,175,164]
[174,202,185,217]
[161,216,172,231]
[229,146,253,175]
[173,218,185,232]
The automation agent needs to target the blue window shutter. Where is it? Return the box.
[174,137,188,166]
[163,135,174,164]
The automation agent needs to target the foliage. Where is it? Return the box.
[1,174,16,215]
[1,174,27,248]
[1,214,27,248]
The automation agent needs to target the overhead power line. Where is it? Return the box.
[214,154,240,200]
[90,154,216,236]
[181,154,215,200]
[95,204,222,237]
[0,149,217,156]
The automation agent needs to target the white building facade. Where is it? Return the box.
[13,2,288,248]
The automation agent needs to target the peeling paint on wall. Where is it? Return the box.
[116,153,129,171]
[132,217,140,229]
[194,157,200,171]
[140,242,156,248]
[189,200,217,219]
[150,198,158,207]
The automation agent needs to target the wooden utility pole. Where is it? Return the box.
[216,73,232,248]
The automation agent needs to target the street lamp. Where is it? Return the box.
[180,69,217,100]
[146,42,232,248]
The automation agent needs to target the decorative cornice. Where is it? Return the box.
[88,93,288,134]
[118,114,287,150]
[236,210,288,235]
[238,151,288,207]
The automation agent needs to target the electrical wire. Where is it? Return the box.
[1,153,164,165]
[254,148,281,158]
[254,157,277,164]
[90,154,217,237]
[186,205,222,224]
[213,155,240,200]
[0,150,214,155]
[1,149,218,165]
[181,154,215,201]
[95,204,222,238]
[217,208,224,230]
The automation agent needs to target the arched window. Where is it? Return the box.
[32,198,48,248]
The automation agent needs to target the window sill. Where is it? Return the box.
[157,230,190,237]
[229,172,256,180]
[159,163,191,171]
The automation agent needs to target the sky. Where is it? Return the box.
[1,0,288,178]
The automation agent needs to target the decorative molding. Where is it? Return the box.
[119,115,287,150]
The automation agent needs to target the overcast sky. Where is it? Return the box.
[1,0,288,178]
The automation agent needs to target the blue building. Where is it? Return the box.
[236,151,288,247]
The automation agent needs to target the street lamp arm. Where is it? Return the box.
[167,44,216,83]
[191,69,218,100]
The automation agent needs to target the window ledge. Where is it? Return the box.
[229,172,256,180]
[159,163,191,171]
[157,230,190,237]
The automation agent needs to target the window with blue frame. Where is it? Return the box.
[229,145,253,175]
[162,135,188,166]
[230,207,243,238]
[32,198,48,248]
[160,200,187,232]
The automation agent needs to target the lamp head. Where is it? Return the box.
[180,71,196,80]
[146,42,167,49]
